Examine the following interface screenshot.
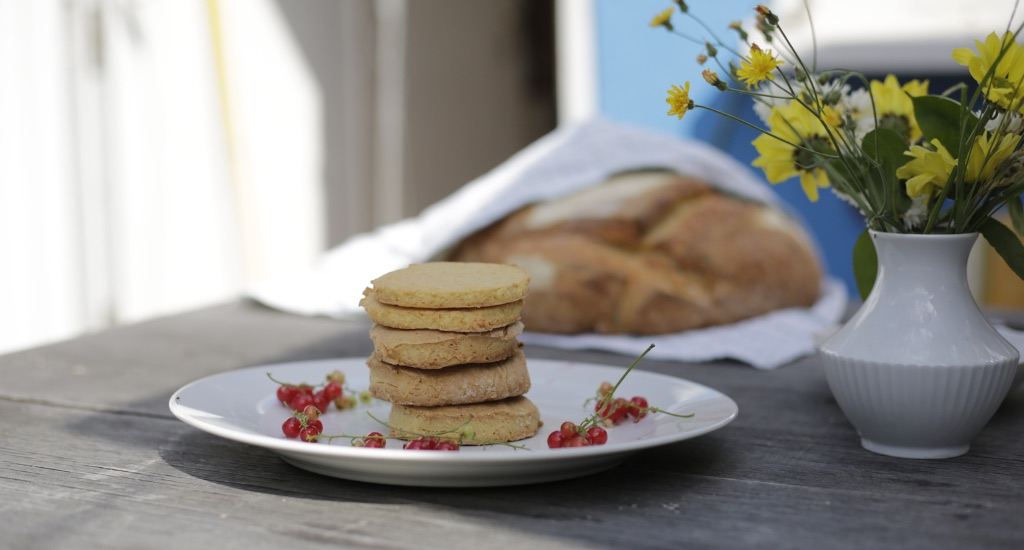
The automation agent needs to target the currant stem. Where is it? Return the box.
[649,408,695,419]
[320,432,391,443]
[265,371,323,389]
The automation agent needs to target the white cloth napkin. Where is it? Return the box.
[250,118,847,369]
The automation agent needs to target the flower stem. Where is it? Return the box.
[694,104,839,159]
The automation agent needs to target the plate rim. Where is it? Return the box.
[169,357,739,463]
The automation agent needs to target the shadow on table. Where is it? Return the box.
[156,427,728,505]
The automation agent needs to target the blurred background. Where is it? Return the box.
[3,0,1023,354]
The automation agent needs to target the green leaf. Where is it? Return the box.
[1009,195,1024,235]
[862,128,911,218]
[911,95,979,156]
[852,229,878,300]
[980,216,1024,281]
[861,128,907,168]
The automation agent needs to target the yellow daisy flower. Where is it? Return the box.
[736,44,782,87]
[751,101,837,202]
[666,82,693,119]
[649,7,674,30]
[869,74,929,142]
[895,139,956,198]
[822,105,842,128]
[966,131,1021,182]
[953,32,1024,112]
[895,132,1021,198]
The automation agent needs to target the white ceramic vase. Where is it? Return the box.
[820,231,1018,459]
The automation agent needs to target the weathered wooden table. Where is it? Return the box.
[2,301,1022,549]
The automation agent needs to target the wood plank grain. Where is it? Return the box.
[2,301,1023,548]
[1,396,1022,549]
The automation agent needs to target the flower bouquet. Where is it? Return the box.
[652,1,1023,458]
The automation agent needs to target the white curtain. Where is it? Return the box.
[0,0,324,353]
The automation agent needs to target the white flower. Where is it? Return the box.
[984,110,1024,134]
[902,195,929,229]
[842,88,875,140]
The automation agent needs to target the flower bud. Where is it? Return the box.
[755,5,778,26]
[702,69,728,91]
[696,54,708,65]
[705,42,718,57]
[728,21,749,41]
[795,67,807,82]
[674,0,689,13]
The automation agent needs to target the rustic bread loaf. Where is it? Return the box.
[451,170,821,334]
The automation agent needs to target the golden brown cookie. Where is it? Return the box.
[388,396,542,445]
[370,322,523,369]
[370,262,529,308]
[368,349,530,406]
[360,288,522,332]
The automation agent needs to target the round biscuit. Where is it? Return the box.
[360,289,521,332]
[371,262,529,308]
[388,396,542,445]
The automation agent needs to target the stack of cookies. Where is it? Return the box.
[360,262,542,445]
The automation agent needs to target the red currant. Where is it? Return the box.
[404,439,424,450]
[586,426,608,445]
[299,426,319,442]
[289,393,314,412]
[276,386,295,404]
[297,385,315,396]
[281,417,301,438]
[629,396,649,421]
[559,421,577,439]
[598,381,614,397]
[608,398,629,424]
[564,435,589,448]
[312,392,331,413]
[435,440,459,451]
[302,404,321,420]
[323,381,342,400]
[547,431,565,448]
[308,419,323,434]
[363,432,386,448]
[595,399,626,424]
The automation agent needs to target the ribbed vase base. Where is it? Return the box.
[861,438,969,459]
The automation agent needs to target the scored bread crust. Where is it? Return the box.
[451,171,821,334]
[360,289,522,332]
[388,396,542,445]
[370,262,529,308]
[368,349,531,406]
[370,322,523,368]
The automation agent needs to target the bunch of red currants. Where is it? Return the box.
[281,404,326,442]
[546,381,654,449]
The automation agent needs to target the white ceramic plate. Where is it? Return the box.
[169,357,738,487]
